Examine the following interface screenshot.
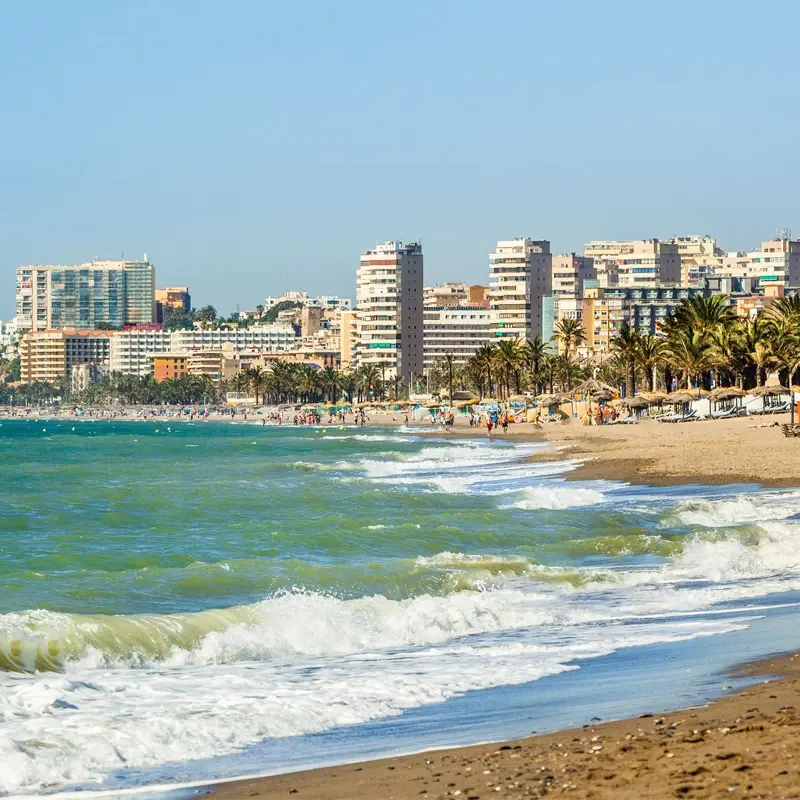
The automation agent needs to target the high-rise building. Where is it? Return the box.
[355,241,423,383]
[15,258,155,332]
[488,238,552,342]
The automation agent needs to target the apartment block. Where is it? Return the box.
[264,292,352,312]
[15,257,155,332]
[153,354,189,381]
[579,285,705,358]
[718,238,800,287]
[109,328,174,376]
[423,305,494,368]
[155,287,191,321]
[423,283,490,308]
[489,238,552,342]
[19,329,112,384]
[666,235,724,285]
[551,254,596,297]
[356,240,423,383]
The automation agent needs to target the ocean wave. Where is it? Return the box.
[667,491,800,528]
[501,484,609,510]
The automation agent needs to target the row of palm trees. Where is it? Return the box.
[425,295,800,408]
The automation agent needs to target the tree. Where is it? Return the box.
[553,318,586,357]
[263,301,302,324]
[524,336,548,395]
[443,353,456,404]
[609,324,641,398]
[244,366,265,406]
[770,324,800,425]
[635,333,666,393]
[666,328,713,394]
[495,339,525,398]
[196,306,218,327]
[473,344,496,398]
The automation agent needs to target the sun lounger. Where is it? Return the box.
[710,406,738,419]
[781,423,800,437]
[675,409,698,422]
[764,401,791,414]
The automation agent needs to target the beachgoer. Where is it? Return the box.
[486,416,493,437]
[501,413,509,433]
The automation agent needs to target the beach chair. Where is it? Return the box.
[764,401,790,414]
[675,409,698,422]
[781,423,800,438]
[710,406,738,420]
[657,412,682,423]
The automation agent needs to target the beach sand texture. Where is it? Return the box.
[210,653,800,800]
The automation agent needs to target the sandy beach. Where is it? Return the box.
[207,652,800,800]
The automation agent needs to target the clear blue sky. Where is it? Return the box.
[1,0,797,317]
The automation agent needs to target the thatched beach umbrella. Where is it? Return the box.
[667,392,695,405]
[621,397,649,409]
[752,385,790,397]
[708,387,745,402]
[641,391,668,403]
[451,390,479,402]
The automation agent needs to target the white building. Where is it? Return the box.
[718,237,800,288]
[0,319,20,356]
[356,240,424,382]
[109,328,174,376]
[109,325,296,376]
[263,292,352,312]
[423,305,494,368]
[488,238,552,341]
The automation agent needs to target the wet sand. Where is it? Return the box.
[409,413,800,489]
[207,652,800,800]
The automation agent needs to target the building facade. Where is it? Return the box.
[19,329,112,384]
[718,238,800,288]
[488,238,552,342]
[15,258,155,332]
[264,292,352,312]
[551,253,596,297]
[355,241,424,383]
[423,305,494,368]
[155,287,191,321]
[665,235,724,285]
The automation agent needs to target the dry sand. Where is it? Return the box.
[208,653,800,800]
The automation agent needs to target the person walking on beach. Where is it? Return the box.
[501,412,509,434]
[486,414,494,438]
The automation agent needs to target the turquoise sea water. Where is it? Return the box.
[2,420,800,795]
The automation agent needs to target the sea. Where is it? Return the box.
[2,419,800,797]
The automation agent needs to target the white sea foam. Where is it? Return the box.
[669,491,800,528]
[503,483,611,510]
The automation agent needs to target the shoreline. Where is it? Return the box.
[202,650,800,800]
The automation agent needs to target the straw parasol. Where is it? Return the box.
[508,394,532,406]
[480,397,501,404]
[621,396,649,409]
[574,378,616,396]
[452,400,474,409]
[451,390,479,402]
[423,400,442,408]
[708,386,745,402]
[667,392,695,404]
[641,391,668,403]
[538,395,566,408]
[592,390,614,402]
[752,385,790,397]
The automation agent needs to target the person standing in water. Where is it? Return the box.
[486,414,494,438]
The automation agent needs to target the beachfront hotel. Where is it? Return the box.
[15,257,156,332]
[355,240,424,383]
[19,329,113,384]
[488,238,552,341]
[423,305,494,368]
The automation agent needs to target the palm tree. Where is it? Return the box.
[495,339,525,398]
[609,324,641,398]
[666,328,713,394]
[770,326,800,424]
[635,333,666,393]
[664,294,734,335]
[474,344,496,398]
[442,353,456,404]
[737,316,774,387]
[319,366,341,403]
[553,318,586,357]
[243,366,265,405]
[524,336,547,395]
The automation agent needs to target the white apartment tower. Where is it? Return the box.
[355,241,423,383]
[488,238,552,341]
[551,253,597,297]
[583,240,680,288]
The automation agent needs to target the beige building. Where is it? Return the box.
[665,236,723,285]
[19,329,113,385]
[355,241,423,383]
[718,238,800,288]
[339,311,357,368]
[551,254,596,297]
[489,238,552,341]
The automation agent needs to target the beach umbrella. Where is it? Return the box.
[574,378,616,396]
[752,385,790,397]
[708,387,745,402]
[621,397,649,409]
[592,390,614,402]
[538,395,565,408]
[451,390,479,402]
[667,392,695,404]
[423,400,442,408]
[641,391,668,403]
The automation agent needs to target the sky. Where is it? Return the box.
[1,0,798,317]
